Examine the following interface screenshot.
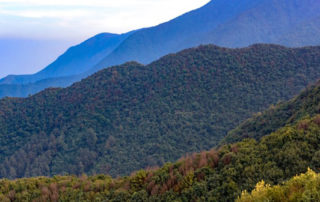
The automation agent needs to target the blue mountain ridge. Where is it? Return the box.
[0,31,134,85]
[1,0,320,98]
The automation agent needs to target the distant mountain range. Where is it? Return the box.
[0,32,134,85]
[0,38,74,78]
[1,0,320,98]
[1,44,320,179]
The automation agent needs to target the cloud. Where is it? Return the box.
[0,0,206,8]
[0,9,89,18]
[0,0,210,40]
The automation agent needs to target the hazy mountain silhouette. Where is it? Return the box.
[1,0,320,97]
[0,32,134,85]
[92,0,320,72]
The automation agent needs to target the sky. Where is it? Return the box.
[0,0,210,78]
[0,0,210,41]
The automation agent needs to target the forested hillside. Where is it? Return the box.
[224,80,320,143]
[1,44,320,179]
[1,114,320,201]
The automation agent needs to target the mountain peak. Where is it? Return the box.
[1,0,320,98]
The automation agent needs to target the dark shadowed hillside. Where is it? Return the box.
[224,80,320,144]
[1,44,320,179]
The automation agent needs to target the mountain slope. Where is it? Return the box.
[1,115,320,201]
[199,0,320,48]
[91,0,264,70]
[1,44,320,179]
[93,0,320,72]
[224,80,320,144]
[0,32,133,85]
[0,74,81,98]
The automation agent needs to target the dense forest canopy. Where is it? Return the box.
[224,80,320,143]
[1,113,320,201]
[237,169,320,202]
[1,44,320,179]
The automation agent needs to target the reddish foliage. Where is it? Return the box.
[298,121,309,130]
[46,183,59,202]
[79,174,88,181]
[145,172,154,182]
[108,180,116,189]
[159,184,168,194]
[122,181,130,191]
[83,182,92,192]
[72,183,81,189]
[147,181,155,193]
[222,153,232,165]
[41,187,50,196]
[196,172,205,181]
[231,145,239,153]
[8,190,16,201]
[198,152,208,168]
[60,186,66,193]
[166,172,177,189]
[151,185,159,196]
[314,115,320,126]
[40,187,50,201]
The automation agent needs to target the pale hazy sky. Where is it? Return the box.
[0,0,210,78]
[0,0,210,41]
